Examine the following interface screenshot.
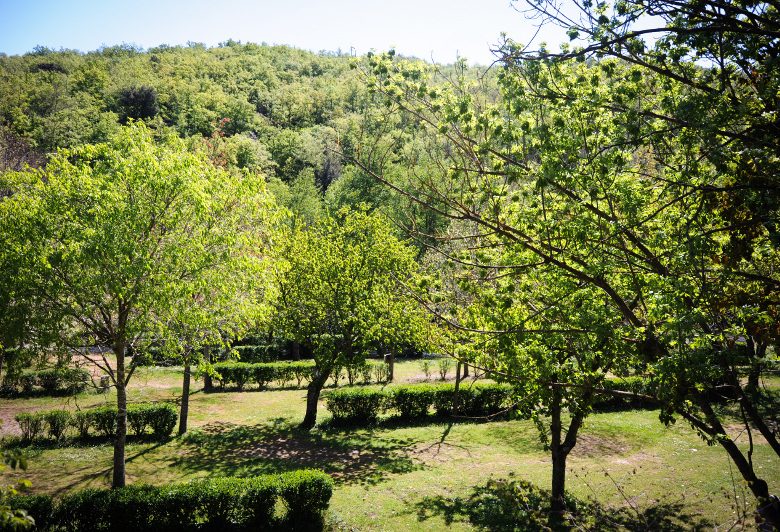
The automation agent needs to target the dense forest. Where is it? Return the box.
[1,2,779,530]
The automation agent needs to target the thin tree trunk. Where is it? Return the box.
[549,385,566,521]
[387,351,395,382]
[112,342,127,488]
[462,362,469,378]
[693,397,780,529]
[454,361,462,414]
[300,368,329,430]
[203,348,213,393]
[291,341,301,361]
[178,360,191,435]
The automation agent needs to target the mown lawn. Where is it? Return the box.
[2,360,778,530]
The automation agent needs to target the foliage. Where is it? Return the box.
[14,404,177,443]
[11,469,332,531]
[324,388,388,424]
[0,123,270,486]
[1,367,90,397]
[437,358,452,381]
[325,382,515,425]
[270,207,431,427]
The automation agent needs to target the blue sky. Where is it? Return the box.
[0,0,567,64]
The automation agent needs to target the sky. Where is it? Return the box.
[0,0,568,64]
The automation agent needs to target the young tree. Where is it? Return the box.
[270,208,428,429]
[0,123,270,487]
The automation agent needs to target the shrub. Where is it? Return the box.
[420,360,432,381]
[38,367,89,394]
[214,362,253,390]
[360,363,373,384]
[87,407,117,438]
[7,494,55,531]
[278,469,334,528]
[437,358,453,380]
[15,412,44,441]
[250,364,276,390]
[19,470,333,531]
[372,362,389,383]
[290,362,315,387]
[72,411,91,439]
[324,388,387,424]
[144,403,177,439]
[43,410,71,440]
[393,385,435,419]
[329,365,344,387]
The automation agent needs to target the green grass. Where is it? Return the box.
[2,363,778,530]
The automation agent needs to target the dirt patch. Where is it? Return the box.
[570,434,629,457]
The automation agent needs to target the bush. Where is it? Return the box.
[87,407,117,438]
[4,367,91,396]
[278,469,334,528]
[12,470,333,531]
[420,360,432,381]
[372,363,389,383]
[7,494,55,531]
[324,388,387,424]
[126,403,177,439]
[212,361,316,390]
[393,385,435,419]
[72,411,91,439]
[15,412,44,441]
[360,363,373,384]
[437,358,453,380]
[43,410,71,440]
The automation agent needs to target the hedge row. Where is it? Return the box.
[213,360,389,390]
[1,367,91,396]
[11,469,333,531]
[325,382,513,424]
[15,403,177,442]
[325,378,658,425]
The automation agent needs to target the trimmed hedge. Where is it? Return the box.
[14,403,177,443]
[325,382,513,424]
[1,367,91,396]
[324,388,388,424]
[212,360,390,391]
[325,378,658,425]
[10,469,333,531]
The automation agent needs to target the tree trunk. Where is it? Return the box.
[387,352,395,382]
[291,341,301,361]
[549,385,566,521]
[462,362,469,378]
[694,397,780,529]
[300,368,329,430]
[203,348,213,393]
[178,360,191,435]
[112,343,127,488]
[454,361,462,414]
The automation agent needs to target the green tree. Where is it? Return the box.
[360,51,780,525]
[270,208,428,429]
[0,123,270,487]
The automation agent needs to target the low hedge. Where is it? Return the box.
[10,469,333,532]
[212,360,390,391]
[14,403,177,443]
[325,382,514,424]
[1,367,91,396]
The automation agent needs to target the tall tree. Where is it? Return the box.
[0,124,270,487]
[270,207,428,429]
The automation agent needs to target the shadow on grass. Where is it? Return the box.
[170,417,423,486]
[412,475,713,531]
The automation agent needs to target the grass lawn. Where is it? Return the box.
[2,360,778,530]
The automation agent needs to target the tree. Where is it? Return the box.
[270,207,428,429]
[359,50,780,526]
[0,123,270,487]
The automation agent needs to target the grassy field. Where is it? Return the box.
[2,360,778,530]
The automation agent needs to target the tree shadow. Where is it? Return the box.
[169,417,424,486]
[412,475,714,531]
